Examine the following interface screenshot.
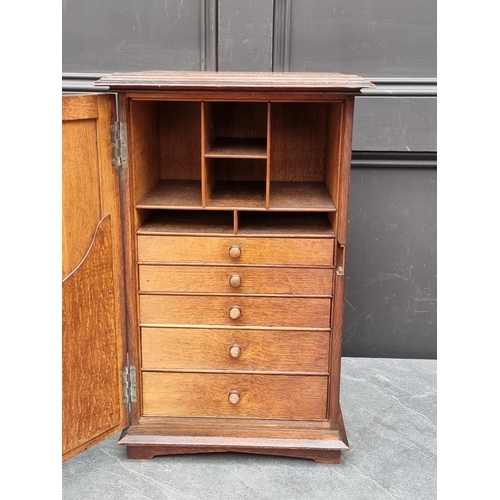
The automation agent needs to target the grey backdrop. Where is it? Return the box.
[62,0,437,359]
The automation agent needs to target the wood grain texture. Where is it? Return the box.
[205,137,267,158]
[142,372,328,419]
[265,101,271,209]
[62,94,128,461]
[62,94,98,121]
[141,328,330,372]
[137,235,334,265]
[62,106,101,278]
[335,97,355,245]
[210,101,268,139]
[139,295,331,328]
[237,212,335,236]
[324,102,344,230]
[129,99,160,211]
[126,445,341,463]
[136,213,336,238]
[329,245,347,427]
[119,409,349,461]
[122,420,336,436]
[268,182,336,211]
[138,211,235,235]
[62,216,126,460]
[95,70,374,92]
[135,180,203,209]
[207,180,267,208]
[201,101,215,206]
[70,72,364,462]
[118,93,143,425]
[270,102,327,182]
[158,101,201,180]
[138,265,333,295]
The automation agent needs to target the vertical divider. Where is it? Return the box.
[201,101,207,208]
[201,101,216,208]
[327,212,336,235]
[325,102,341,234]
[265,101,271,210]
[233,209,239,234]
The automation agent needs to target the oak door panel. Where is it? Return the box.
[62,94,128,461]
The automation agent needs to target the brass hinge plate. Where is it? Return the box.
[111,121,129,168]
[122,365,137,404]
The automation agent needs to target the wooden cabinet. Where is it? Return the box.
[62,71,374,463]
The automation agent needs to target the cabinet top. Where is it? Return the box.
[94,71,374,93]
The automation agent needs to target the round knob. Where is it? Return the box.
[229,274,242,288]
[228,390,240,404]
[229,306,241,320]
[229,344,242,358]
[229,244,241,259]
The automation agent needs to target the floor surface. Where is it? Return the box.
[62,357,437,500]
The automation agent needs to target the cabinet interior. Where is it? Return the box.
[130,99,344,235]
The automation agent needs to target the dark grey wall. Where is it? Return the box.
[62,0,437,359]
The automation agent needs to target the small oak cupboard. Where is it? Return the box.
[62,71,374,463]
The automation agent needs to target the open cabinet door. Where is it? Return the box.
[62,94,129,462]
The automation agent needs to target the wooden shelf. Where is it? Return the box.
[205,137,267,159]
[268,182,337,212]
[206,181,266,209]
[137,210,234,235]
[238,212,335,237]
[136,209,335,238]
[136,180,202,209]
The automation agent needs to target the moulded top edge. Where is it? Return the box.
[94,70,375,92]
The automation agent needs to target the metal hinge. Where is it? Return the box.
[122,365,137,404]
[111,121,129,168]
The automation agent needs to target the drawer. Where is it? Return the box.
[141,328,330,372]
[139,265,333,295]
[142,372,328,420]
[137,236,334,266]
[140,295,331,329]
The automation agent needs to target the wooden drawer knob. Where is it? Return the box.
[229,274,242,288]
[229,306,241,320]
[229,344,242,358]
[228,390,240,404]
[228,244,241,259]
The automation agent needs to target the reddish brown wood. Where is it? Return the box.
[62,94,128,462]
[141,328,330,372]
[126,445,341,463]
[63,71,372,464]
[329,244,347,425]
[137,234,334,265]
[95,70,374,93]
[136,180,202,209]
[205,137,267,158]
[142,372,328,419]
[159,101,201,180]
[138,264,333,295]
[119,407,349,462]
[118,92,143,426]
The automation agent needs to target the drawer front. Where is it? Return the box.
[139,265,333,295]
[137,236,334,266]
[142,372,328,420]
[141,328,330,372]
[140,295,331,329]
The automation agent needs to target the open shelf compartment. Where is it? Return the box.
[130,99,344,227]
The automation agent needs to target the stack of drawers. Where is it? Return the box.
[137,233,335,422]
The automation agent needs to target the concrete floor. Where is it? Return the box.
[62,357,436,500]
